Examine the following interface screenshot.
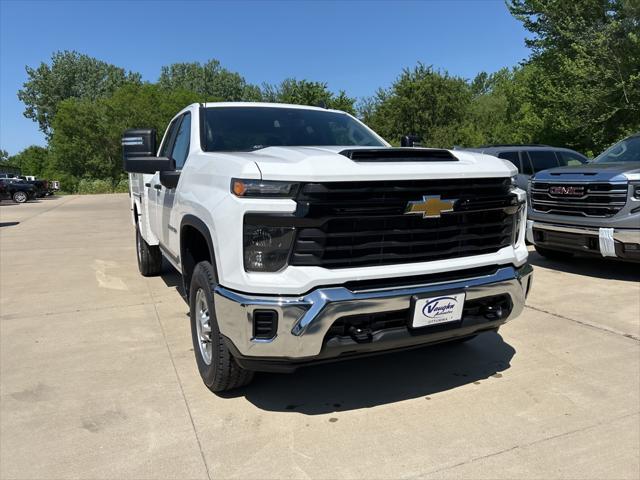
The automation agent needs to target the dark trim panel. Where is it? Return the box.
[159,243,180,266]
[180,214,217,274]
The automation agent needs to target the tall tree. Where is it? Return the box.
[508,0,640,152]
[262,79,356,114]
[48,84,201,187]
[18,50,141,135]
[364,64,473,147]
[0,149,9,163]
[7,146,49,176]
[158,59,261,101]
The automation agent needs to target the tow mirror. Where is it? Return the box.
[401,134,422,147]
[122,128,174,174]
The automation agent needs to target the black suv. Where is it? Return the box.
[458,145,589,190]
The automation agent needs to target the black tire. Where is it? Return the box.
[534,245,574,260]
[135,224,162,276]
[189,261,254,392]
[12,191,28,203]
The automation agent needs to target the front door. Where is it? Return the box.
[157,112,191,259]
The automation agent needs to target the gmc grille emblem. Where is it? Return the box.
[549,186,584,196]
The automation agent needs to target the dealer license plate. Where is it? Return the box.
[412,293,466,328]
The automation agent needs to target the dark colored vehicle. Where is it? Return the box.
[0,179,37,203]
[458,145,589,190]
[528,133,640,262]
[29,179,49,197]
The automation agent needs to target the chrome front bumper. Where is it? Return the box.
[214,264,533,360]
[527,220,640,257]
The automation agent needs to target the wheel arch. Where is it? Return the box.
[180,215,217,293]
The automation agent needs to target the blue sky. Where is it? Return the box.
[0,0,530,154]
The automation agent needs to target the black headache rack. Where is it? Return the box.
[340,148,458,162]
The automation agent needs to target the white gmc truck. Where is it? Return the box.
[123,102,532,392]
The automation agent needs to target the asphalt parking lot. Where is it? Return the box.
[1,194,639,480]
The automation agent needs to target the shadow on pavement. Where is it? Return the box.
[0,221,20,227]
[161,266,186,300]
[239,331,515,414]
[528,250,639,282]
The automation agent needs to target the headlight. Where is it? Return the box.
[631,182,640,199]
[510,175,518,186]
[243,224,295,272]
[232,178,299,198]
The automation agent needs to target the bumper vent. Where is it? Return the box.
[252,310,278,340]
[531,182,628,217]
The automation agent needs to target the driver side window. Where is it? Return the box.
[171,113,191,170]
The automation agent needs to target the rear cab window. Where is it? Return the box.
[526,150,560,173]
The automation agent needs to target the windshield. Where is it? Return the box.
[593,135,640,163]
[202,106,385,152]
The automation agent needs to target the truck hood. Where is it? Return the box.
[209,146,516,182]
[534,162,640,183]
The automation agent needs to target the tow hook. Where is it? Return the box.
[348,326,373,343]
[483,305,503,321]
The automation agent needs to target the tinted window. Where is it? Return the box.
[557,150,588,166]
[159,117,182,157]
[527,150,559,173]
[497,151,522,173]
[203,107,384,151]
[171,113,191,169]
[594,136,640,163]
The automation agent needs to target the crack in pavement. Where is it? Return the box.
[4,195,78,224]
[408,411,640,479]
[144,278,213,480]
[0,299,172,321]
[525,304,640,342]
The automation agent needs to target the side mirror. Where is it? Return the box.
[122,128,174,173]
[401,134,422,147]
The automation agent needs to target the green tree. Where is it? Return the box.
[508,0,640,152]
[18,50,142,135]
[262,79,356,114]
[48,84,201,188]
[364,64,473,147]
[8,146,49,176]
[158,59,261,101]
[0,149,9,163]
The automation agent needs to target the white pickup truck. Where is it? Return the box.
[123,102,532,392]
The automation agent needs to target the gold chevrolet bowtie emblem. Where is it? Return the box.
[404,195,457,219]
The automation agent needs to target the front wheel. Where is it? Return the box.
[135,224,162,276]
[190,261,254,392]
[12,191,28,203]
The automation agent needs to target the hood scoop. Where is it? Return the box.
[340,148,457,162]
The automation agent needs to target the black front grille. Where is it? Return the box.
[531,181,628,217]
[288,178,518,268]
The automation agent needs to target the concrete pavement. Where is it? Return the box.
[1,194,638,479]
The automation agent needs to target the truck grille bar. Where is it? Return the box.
[530,181,628,218]
[287,178,518,268]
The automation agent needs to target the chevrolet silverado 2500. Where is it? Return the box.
[527,133,640,262]
[123,103,532,392]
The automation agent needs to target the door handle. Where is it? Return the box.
[153,184,162,190]
[144,183,151,187]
